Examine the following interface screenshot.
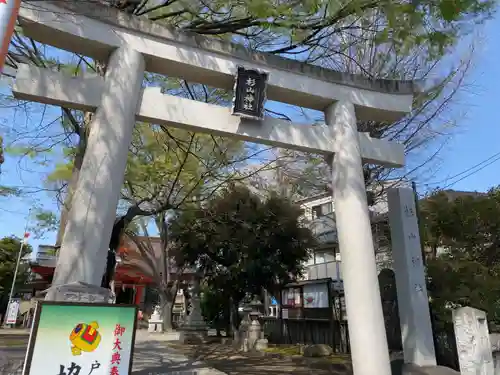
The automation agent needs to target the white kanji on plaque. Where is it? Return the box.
[246,77,256,86]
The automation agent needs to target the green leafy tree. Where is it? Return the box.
[427,257,500,327]
[170,184,316,333]
[419,188,500,326]
[119,120,271,329]
[0,236,33,314]
[420,188,500,265]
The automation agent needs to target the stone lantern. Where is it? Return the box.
[246,295,268,351]
[178,272,207,344]
[248,295,264,321]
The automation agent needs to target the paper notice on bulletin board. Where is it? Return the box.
[303,283,329,308]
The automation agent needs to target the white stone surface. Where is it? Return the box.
[327,100,392,375]
[148,305,164,333]
[48,46,145,291]
[12,64,405,168]
[44,281,111,303]
[453,307,494,375]
[17,2,414,122]
[490,333,500,374]
[387,187,436,367]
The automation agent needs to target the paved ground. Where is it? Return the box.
[0,330,227,375]
[164,342,354,375]
[0,330,414,375]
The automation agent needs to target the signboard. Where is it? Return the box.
[231,66,268,120]
[281,288,301,307]
[23,302,138,375]
[303,283,329,308]
[5,298,20,324]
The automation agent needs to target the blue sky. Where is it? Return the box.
[1,13,500,254]
[412,14,500,194]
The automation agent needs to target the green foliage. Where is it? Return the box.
[427,257,500,326]
[122,122,246,212]
[0,186,21,197]
[200,284,230,329]
[420,187,500,266]
[171,185,316,314]
[29,209,59,238]
[0,236,33,292]
[145,0,495,60]
[46,161,74,183]
[420,187,500,325]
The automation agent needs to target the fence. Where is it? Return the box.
[260,316,350,353]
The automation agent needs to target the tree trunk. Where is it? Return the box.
[159,289,174,331]
[229,296,238,338]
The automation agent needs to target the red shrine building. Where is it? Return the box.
[27,236,192,317]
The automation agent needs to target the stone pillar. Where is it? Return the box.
[47,46,145,299]
[325,100,391,375]
[179,277,207,344]
[453,307,494,375]
[387,187,436,367]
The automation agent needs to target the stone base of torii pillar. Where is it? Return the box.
[178,278,208,344]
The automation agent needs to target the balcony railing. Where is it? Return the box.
[306,260,342,281]
[308,213,337,244]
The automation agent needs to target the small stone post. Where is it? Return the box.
[453,307,494,375]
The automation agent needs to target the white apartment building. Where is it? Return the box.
[297,181,411,287]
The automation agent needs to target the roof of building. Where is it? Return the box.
[431,189,486,201]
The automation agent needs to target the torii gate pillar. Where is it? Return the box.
[46,46,145,299]
[326,100,392,375]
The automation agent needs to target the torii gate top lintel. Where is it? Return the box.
[20,1,417,122]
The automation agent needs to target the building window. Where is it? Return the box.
[311,202,333,219]
[315,252,326,264]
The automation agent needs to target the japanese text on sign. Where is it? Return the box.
[109,324,126,375]
[57,360,100,375]
[232,66,268,120]
[404,205,415,218]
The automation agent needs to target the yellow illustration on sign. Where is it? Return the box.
[69,321,102,356]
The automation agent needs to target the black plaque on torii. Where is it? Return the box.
[231,66,269,120]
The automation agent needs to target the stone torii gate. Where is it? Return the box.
[13,2,417,374]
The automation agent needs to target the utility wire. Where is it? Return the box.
[423,150,500,189]
[441,154,500,189]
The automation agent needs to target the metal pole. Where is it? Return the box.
[5,209,30,323]
[411,181,426,265]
